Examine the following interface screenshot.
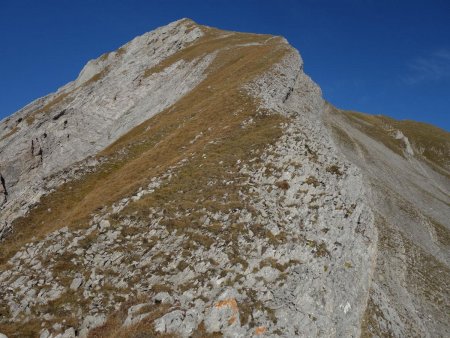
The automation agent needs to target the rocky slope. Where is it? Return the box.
[326,108,450,337]
[0,19,448,338]
[0,19,208,236]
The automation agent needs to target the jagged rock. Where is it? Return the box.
[256,266,280,283]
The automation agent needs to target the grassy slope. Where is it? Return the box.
[0,23,291,336]
[0,25,290,264]
[340,108,450,175]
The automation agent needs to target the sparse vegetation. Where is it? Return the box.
[78,230,99,250]
[150,283,172,294]
[83,66,110,87]
[0,26,290,271]
[0,126,19,141]
[305,175,320,187]
[333,108,450,175]
[0,19,421,338]
[275,180,290,190]
[87,300,173,338]
[306,239,330,258]
[326,164,343,176]
[259,257,301,272]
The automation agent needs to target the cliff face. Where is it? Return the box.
[0,19,447,338]
[0,19,208,233]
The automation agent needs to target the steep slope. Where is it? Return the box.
[0,18,447,338]
[326,106,450,337]
[0,19,208,235]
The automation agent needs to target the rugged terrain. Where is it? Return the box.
[0,19,448,338]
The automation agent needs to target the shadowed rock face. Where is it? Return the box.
[0,173,6,206]
[0,19,448,338]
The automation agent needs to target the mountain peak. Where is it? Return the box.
[0,19,448,338]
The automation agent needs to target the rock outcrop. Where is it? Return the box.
[0,19,448,338]
[0,19,208,232]
[0,173,6,207]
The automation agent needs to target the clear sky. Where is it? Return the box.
[1,0,449,130]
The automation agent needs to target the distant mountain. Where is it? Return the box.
[0,19,448,337]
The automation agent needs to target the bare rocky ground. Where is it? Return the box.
[326,107,450,337]
[0,19,448,338]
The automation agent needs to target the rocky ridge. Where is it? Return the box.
[0,18,208,234]
[0,18,448,338]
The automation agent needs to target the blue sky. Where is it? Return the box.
[1,0,449,130]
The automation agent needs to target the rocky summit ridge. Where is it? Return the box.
[0,19,449,338]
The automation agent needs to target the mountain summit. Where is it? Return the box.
[0,19,448,337]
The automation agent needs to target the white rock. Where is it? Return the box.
[39,329,50,338]
[153,292,174,304]
[154,310,184,333]
[99,220,110,230]
[70,274,83,291]
[79,314,106,338]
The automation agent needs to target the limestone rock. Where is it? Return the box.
[0,18,210,232]
[70,274,83,291]
[0,17,448,338]
[153,292,174,304]
[78,314,106,338]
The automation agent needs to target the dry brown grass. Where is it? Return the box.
[0,319,42,338]
[143,27,274,78]
[83,66,110,87]
[1,26,286,246]
[91,286,236,337]
[259,257,301,272]
[340,109,450,174]
[0,290,86,337]
[275,180,290,190]
[116,46,127,57]
[305,175,320,187]
[0,126,19,141]
[0,23,292,335]
[306,239,330,258]
[326,164,342,177]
